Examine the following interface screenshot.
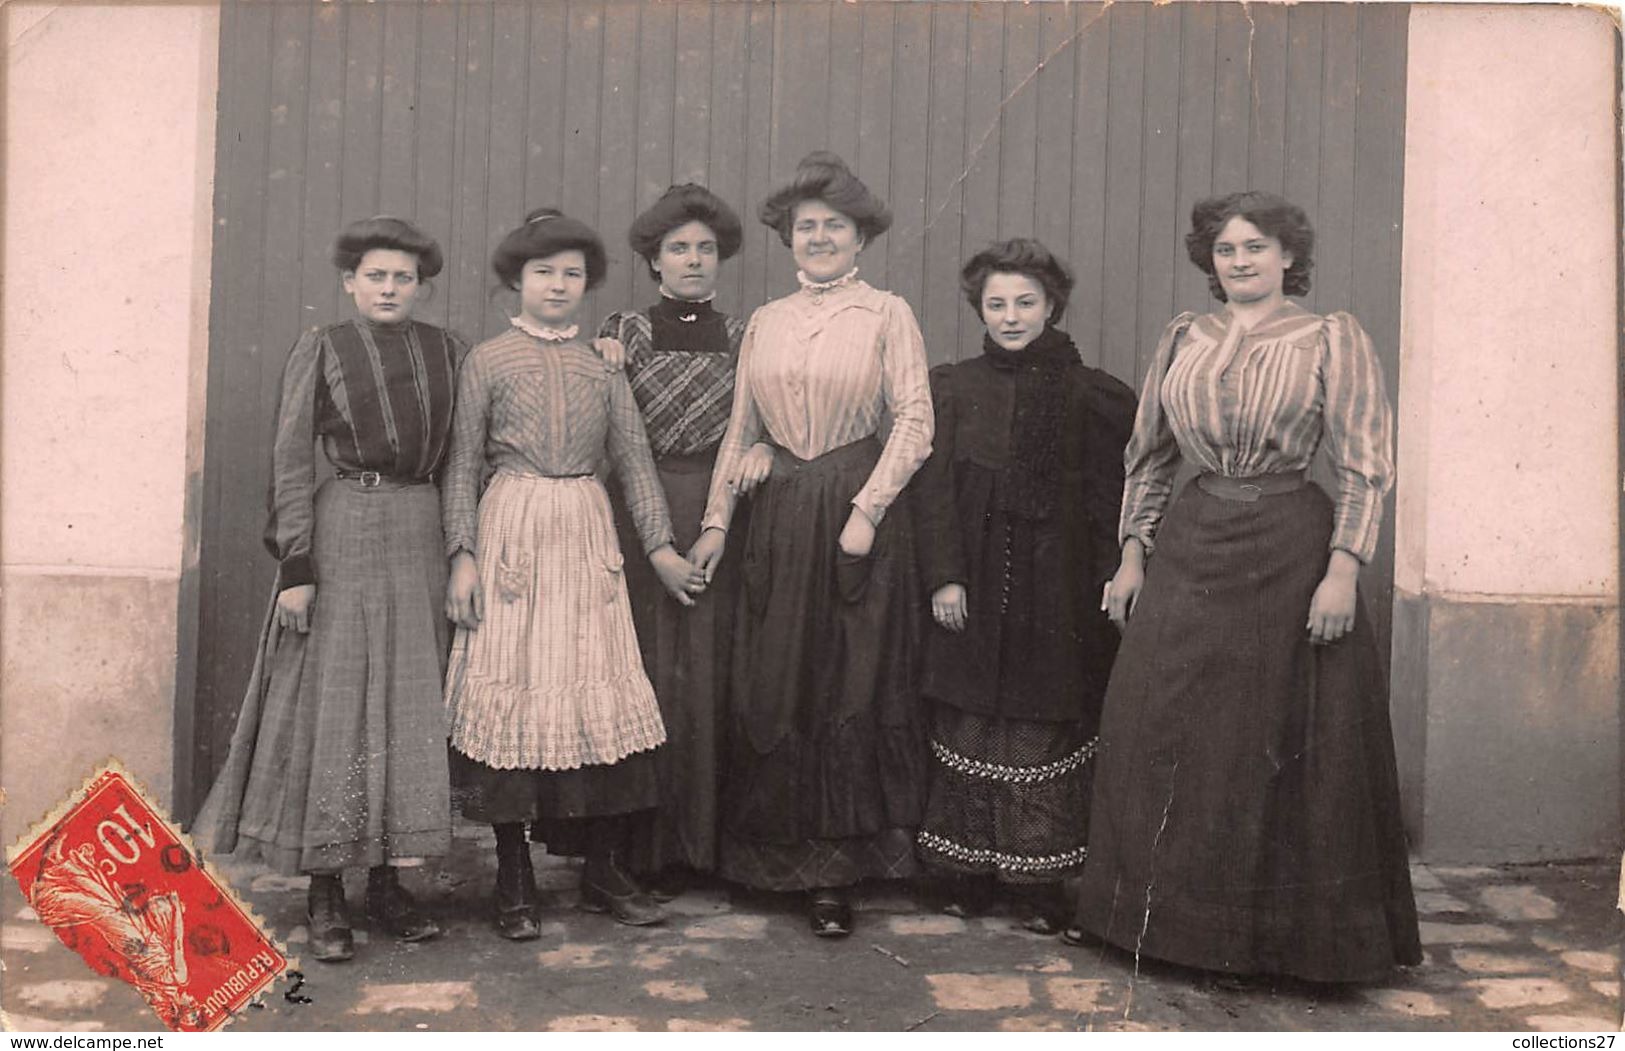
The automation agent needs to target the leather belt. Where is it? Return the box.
[334,468,433,490]
[1195,470,1307,503]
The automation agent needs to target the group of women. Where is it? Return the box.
[197,149,1422,986]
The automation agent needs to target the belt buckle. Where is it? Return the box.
[1237,482,1262,503]
[358,470,382,488]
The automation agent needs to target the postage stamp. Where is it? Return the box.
[6,761,290,1032]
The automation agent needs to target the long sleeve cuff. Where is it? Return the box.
[279,553,315,589]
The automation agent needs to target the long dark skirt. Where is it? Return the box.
[194,479,453,874]
[449,746,659,831]
[917,705,1093,886]
[718,437,928,891]
[610,447,743,874]
[1071,482,1421,983]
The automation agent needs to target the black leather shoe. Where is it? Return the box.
[579,853,664,926]
[493,839,541,941]
[808,889,852,938]
[306,873,354,962]
[366,866,441,943]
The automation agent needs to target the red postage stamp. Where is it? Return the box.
[6,762,290,1031]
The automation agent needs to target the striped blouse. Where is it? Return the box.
[1120,303,1394,563]
[701,278,934,532]
[264,319,463,588]
[441,326,674,559]
[597,299,748,458]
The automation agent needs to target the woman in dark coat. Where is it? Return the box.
[913,238,1136,932]
[1067,192,1420,982]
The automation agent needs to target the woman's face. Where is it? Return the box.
[518,249,588,327]
[654,219,720,301]
[343,248,421,324]
[791,200,863,283]
[1212,216,1293,305]
[980,272,1050,351]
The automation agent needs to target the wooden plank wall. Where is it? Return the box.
[191,0,1409,811]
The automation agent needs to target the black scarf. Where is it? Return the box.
[648,295,731,355]
[984,325,1076,520]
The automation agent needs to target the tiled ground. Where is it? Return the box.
[2,830,1619,1032]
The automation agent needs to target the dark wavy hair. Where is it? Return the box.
[758,151,892,247]
[960,238,1074,323]
[628,184,744,279]
[331,216,443,279]
[1185,191,1315,301]
[491,207,608,290]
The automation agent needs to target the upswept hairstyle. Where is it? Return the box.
[757,151,892,248]
[959,238,1075,323]
[331,216,444,279]
[628,184,744,277]
[491,207,608,290]
[1185,191,1315,301]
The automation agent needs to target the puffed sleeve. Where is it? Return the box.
[1320,312,1395,563]
[911,363,966,593]
[701,310,766,533]
[851,293,934,528]
[441,343,492,558]
[261,329,325,589]
[605,369,675,553]
[1080,367,1138,581]
[1118,313,1196,553]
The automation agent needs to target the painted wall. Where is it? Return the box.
[1393,5,1620,861]
[0,4,218,847]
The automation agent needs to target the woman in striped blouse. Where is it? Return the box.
[196,217,460,962]
[688,152,934,938]
[1068,192,1421,981]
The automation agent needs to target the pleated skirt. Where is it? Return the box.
[718,437,928,891]
[193,479,452,875]
[1071,482,1421,982]
[445,470,665,825]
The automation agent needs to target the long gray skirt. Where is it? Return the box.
[194,479,453,874]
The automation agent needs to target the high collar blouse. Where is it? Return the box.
[701,278,934,532]
[597,298,747,459]
[1120,302,1394,564]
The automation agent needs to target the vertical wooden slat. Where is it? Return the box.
[1033,4,1077,303]
[523,2,568,211]
[826,2,864,168]
[299,4,346,327]
[707,2,750,318]
[1136,4,1183,365]
[997,3,1041,241]
[766,3,832,295]
[1315,4,1360,315]
[887,3,932,313]
[1284,4,1325,312]
[1247,4,1290,195]
[960,3,1004,283]
[922,2,969,363]
[377,4,419,219]
[1210,3,1252,199]
[672,3,712,185]
[1068,2,1112,368]
[1174,3,1218,313]
[562,2,605,322]
[338,4,383,226]
[739,3,776,310]
[414,4,458,330]
[450,4,493,338]
[486,3,530,309]
[598,1,641,312]
[1101,3,1146,383]
[635,0,675,226]
[855,4,895,286]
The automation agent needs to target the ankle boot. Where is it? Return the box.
[580,849,664,926]
[366,866,441,942]
[493,825,541,941]
[306,873,354,962]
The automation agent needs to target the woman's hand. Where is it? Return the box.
[727,442,775,497]
[446,551,484,629]
[592,336,628,372]
[1103,539,1146,631]
[931,583,968,632]
[275,584,316,633]
[1307,549,1361,645]
[687,527,727,584]
[650,544,704,607]
[837,509,876,558]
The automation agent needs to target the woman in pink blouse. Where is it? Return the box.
[688,152,934,937]
[1068,192,1421,981]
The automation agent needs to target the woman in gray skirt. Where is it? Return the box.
[196,217,462,963]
